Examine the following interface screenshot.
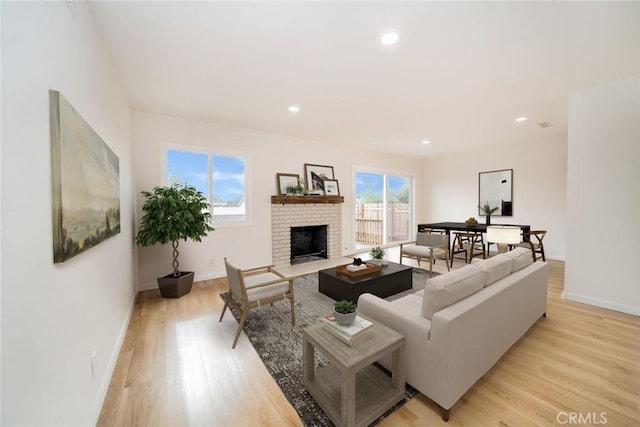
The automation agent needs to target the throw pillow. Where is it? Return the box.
[504,247,534,272]
[421,264,485,320]
[471,254,513,287]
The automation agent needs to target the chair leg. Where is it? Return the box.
[219,296,229,322]
[232,309,249,349]
[290,296,295,326]
[429,259,434,277]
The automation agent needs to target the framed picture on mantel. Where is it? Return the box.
[323,179,340,196]
[304,163,334,192]
[276,173,300,195]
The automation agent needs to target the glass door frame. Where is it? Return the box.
[352,166,415,251]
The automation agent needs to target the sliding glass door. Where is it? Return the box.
[354,171,413,248]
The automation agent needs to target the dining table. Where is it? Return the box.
[416,222,531,248]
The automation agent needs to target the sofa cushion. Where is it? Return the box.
[504,247,534,272]
[421,264,485,320]
[471,254,513,287]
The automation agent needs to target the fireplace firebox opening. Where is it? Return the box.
[290,225,328,265]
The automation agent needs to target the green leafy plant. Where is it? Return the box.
[136,184,214,277]
[369,246,386,260]
[479,203,499,216]
[334,299,356,314]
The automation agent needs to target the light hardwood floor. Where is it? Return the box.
[98,257,640,426]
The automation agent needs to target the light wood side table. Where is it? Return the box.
[302,320,406,427]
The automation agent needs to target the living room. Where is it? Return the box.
[1,1,638,426]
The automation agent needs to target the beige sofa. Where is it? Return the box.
[358,247,549,421]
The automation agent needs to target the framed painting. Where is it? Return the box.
[304,163,334,192]
[323,179,340,196]
[50,90,120,263]
[276,173,300,195]
[478,168,513,216]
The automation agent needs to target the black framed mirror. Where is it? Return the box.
[478,169,513,216]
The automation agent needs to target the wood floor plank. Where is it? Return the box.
[98,259,640,426]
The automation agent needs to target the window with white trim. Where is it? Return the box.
[167,148,249,224]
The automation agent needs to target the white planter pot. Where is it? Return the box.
[333,310,357,325]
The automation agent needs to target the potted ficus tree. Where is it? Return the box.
[136,183,214,298]
[479,203,499,225]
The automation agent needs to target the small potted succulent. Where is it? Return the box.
[369,246,387,266]
[333,300,357,325]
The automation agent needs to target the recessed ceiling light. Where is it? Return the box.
[422,140,431,145]
[379,30,400,46]
[288,105,300,113]
[515,116,528,122]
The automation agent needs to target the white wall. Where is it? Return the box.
[1,2,136,425]
[422,136,568,260]
[565,74,640,315]
[133,110,424,289]
[0,2,4,419]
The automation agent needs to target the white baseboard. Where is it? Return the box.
[561,291,640,316]
[89,292,137,426]
[546,253,565,262]
[137,270,227,292]
[194,270,227,283]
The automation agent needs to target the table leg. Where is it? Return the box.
[303,337,315,382]
[341,372,356,426]
[391,344,406,393]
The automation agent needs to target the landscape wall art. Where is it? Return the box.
[49,90,120,263]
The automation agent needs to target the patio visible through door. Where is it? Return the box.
[354,171,413,249]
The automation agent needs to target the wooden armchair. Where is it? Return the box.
[220,258,294,348]
[400,232,450,277]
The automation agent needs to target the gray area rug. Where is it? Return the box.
[221,267,437,426]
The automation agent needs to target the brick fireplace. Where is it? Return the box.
[271,197,343,266]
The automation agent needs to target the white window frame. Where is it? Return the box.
[164,144,252,228]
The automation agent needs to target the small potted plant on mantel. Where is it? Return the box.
[136,183,214,298]
[333,300,357,325]
[368,246,387,266]
[479,203,499,225]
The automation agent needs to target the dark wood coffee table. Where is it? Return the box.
[318,261,412,302]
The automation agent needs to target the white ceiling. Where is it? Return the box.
[90,1,640,158]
